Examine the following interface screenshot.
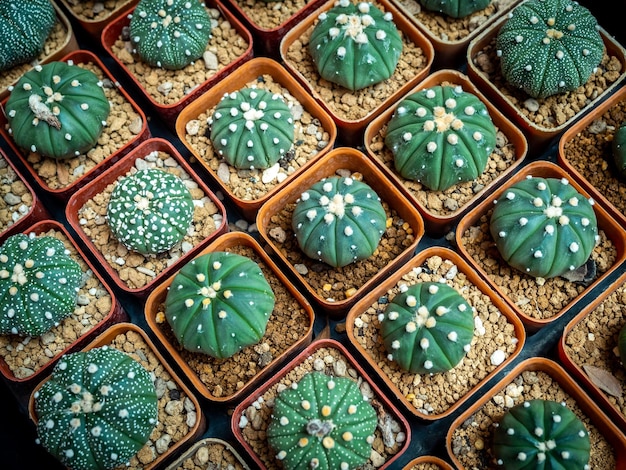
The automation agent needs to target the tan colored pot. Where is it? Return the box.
[402,455,455,470]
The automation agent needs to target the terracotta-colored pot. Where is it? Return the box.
[256,146,425,317]
[346,246,526,420]
[0,220,125,386]
[0,49,151,202]
[279,0,435,146]
[175,57,337,221]
[455,160,626,332]
[445,357,626,469]
[402,455,455,470]
[231,338,412,469]
[165,437,251,470]
[101,0,254,125]
[56,0,139,39]
[65,137,228,298]
[144,231,315,403]
[364,68,528,237]
[28,322,207,470]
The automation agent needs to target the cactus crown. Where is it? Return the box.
[419,0,491,19]
[493,399,591,469]
[612,122,626,178]
[209,87,295,170]
[5,61,110,160]
[106,168,194,256]
[0,233,82,337]
[0,0,56,72]
[490,176,599,279]
[129,0,212,70]
[495,0,604,99]
[384,85,497,191]
[308,0,403,91]
[164,251,275,359]
[34,346,158,470]
[292,175,387,268]
[267,371,378,470]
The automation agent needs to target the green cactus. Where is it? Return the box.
[493,399,591,469]
[0,0,56,72]
[384,85,497,191]
[129,0,212,70]
[291,176,387,268]
[419,0,491,18]
[612,122,626,178]
[380,282,474,374]
[5,61,110,160]
[489,176,599,279]
[164,251,275,359]
[495,0,604,99]
[209,88,295,170]
[0,233,82,337]
[308,0,403,91]
[267,371,378,470]
[106,168,194,256]
[34,346,158,470]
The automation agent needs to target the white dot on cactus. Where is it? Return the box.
[344,226,354,236]
[87,363,98,374]
[423,121,435,132]
[298,437,309,447]
[428,284,439,294]
[30,292,39,301]
[127,370,136,379]
[425,89,436,99]
[420,338,429,349]
[534,250,543,259]
[65,449,74,458]
[444,98,456,109]
[530,15,539,24]
[405,295,417,307]
[416,107,427,117]
[279,416,289,426]
[70,383,81,394]
[561,451,571,459]
[517,452,527,461]
[448,135,460,146]
[402,131,412,141]
[337,46,347,58]
[507,427,515,435]
[426,141,437,153]
[424,360,433,370]
[558,215,570,226]
[545,225,555,235]
[515,34,523,43]
[569,242,580,253]
[22,83,31,91]
[301,399,310,410]
[405,321,417,333]
[581,217,590,227]
[228,123,237,132]
[212,261,222,270]
[425,317,436,328]
[277,450,287,460]
[533,197,543,207]
[322,436,335,449]
[435,306,448,316]
[388,311,399,321]
[505,191,515,200]
[448,331,458,342]
[555,50,565,60]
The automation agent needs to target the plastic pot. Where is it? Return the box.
[402,455,455,470]
[56,0,139,39]
[165,437,251,470]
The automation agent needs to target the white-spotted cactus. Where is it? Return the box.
[384,85,497,191]
[490,176,599,279]
[34,346,159,470]
[0,233,82,337]
[419,0,491,18]
[267,371,378,470]
[612,122,626,178]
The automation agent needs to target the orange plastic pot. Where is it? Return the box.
[402,455,455,470]
[165,437,251,470]
[56,0,139,39]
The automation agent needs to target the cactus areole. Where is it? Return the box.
[34,346,158,470]
[267,371,378,470]
[419,0,491,19]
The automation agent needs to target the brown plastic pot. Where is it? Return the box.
[56,0,139,39]
[364,68,528,238]
[175,57,337,221]
[231,338,412,469]
[346,246,525,420]
[455,160,626,332]
[446,357,626,469]
[279,0,435,146]
[65,137,228,299]
[402,455,455,470]
[144,231,315,403]
[28,322,207,470]
[256,146,425,317]
[165,437,251,470]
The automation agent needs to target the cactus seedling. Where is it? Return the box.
[34,346,158,470]
[267,371,378,470]
[308,0,403,91]
[129,0,212,70]
[209,88,295,170]
[495,0,604,99]
[612,122,626,178]
[384,85,497,191]
[0,233,82,337]
[164,251,275,359]
[419,0,491,19]
[292,176,387,268]
[489,176,599,279]
[493,399,591,469]
[106,168,194,256]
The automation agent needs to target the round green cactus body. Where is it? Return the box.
[34,346,158,470]
[0,0,56,71]
[489,176,599,279]
[493,399,591,470]
[384,85,497,191]
[495,0,604,99]
[267,371,378,470]
[5,61,110,160]
[164,251,275,359]
[106,168,194,256]
[292,176,387,268]
[210,88,294,170]
[308,0,403,91]
[612,123,626,178]
[130,0,212,70]
[380,282,474,374]
[419,0,491,18]
[0,233,82,337]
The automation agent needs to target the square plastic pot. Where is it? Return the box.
[402,455,455,470]
[364,68,528,237]
[175,57,337,221]
[165,437,251,470]
[144,231,315,403]
[56,0,139,39]
[65,137,228,298]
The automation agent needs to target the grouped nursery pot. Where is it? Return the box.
[364,68,528,237]
[175,57,337,221]
[402,455,455,470]
[65,137,228,298]
[144,231,315,403]
[56,0,139,38]
[165,437,250,470]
